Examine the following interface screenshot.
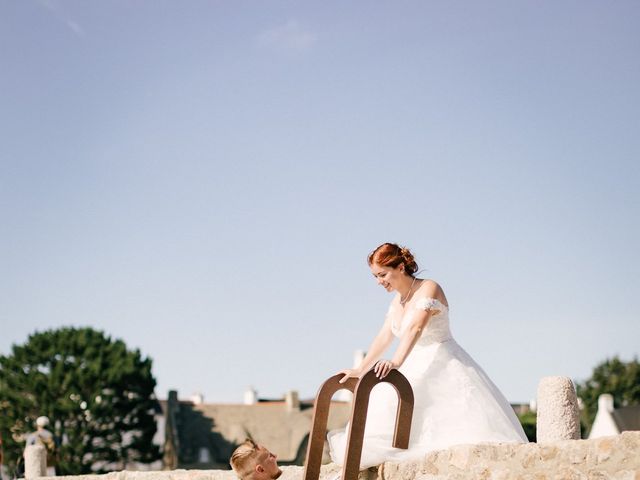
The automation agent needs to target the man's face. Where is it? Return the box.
[256,445,281,479]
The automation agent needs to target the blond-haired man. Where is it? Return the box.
[230,439,282,480]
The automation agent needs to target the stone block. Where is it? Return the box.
[596,437,615,464]
[539,445,559,461]
[420,461,439,476]
[449,445,472,470]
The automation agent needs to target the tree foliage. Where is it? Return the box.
[575,356,640,435]
[517,411,536,442]
[0,327,160,475]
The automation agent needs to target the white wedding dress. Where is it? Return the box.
[328,297,527,468]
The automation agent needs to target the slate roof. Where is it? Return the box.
[612,406,640,432]
[160,396,351,469]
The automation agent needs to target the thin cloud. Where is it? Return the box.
[65,19,84,37]
[257,20,317,53]
[36,0,85,37]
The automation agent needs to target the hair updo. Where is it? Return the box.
[367,243,418,276]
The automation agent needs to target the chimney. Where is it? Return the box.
[598,393,615,413]
[244,387,258,405]
[285,390,300,412]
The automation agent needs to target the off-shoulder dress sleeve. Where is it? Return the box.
[414,297,440,313]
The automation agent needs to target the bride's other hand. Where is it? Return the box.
[374,360,397,379]
[337,369,361,384]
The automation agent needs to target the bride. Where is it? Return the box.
[328,243,527,468]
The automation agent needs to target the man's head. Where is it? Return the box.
[230,439,282,480]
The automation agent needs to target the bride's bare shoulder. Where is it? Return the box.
[418,279,440,294]
[418,279,448,305]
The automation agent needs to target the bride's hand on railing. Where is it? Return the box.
[336,368,362,384]
[374,360,398,379]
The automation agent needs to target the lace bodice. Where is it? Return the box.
[387,297,452,344]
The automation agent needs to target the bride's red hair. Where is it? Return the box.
[368,243,418,276]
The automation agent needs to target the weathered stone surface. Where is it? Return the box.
[24,445,47,479]
[21,432,640,480]
[536,376,581,443]
[379,432,639,480]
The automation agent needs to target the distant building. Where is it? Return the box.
[588,394,640,439]
[160,389,351,469]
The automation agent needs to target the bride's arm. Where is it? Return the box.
[374,309,433,379]
[338,320,394,383]
[358,322,396,373]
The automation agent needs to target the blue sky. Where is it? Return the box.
[1,1,639,404]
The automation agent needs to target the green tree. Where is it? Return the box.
[517,411,536,442]
[0,327,160,475]
[575,356,640,436]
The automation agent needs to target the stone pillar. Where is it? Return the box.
[536,376,581,442]
[24,445,46,479]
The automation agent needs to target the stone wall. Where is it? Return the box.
[379,432,640,479]
[23,432,640,480]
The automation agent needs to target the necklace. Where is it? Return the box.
[399,276,418,306]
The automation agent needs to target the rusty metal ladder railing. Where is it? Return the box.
[303,368,414,480]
